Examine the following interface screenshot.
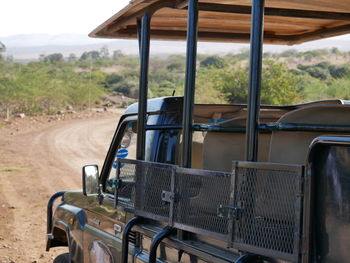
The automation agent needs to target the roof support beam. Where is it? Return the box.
[245,0,265,162]
[136,13,151,161]
[182,3,350,21]
[290,23,350,44]
[117,27,293,44]
[182,0,198,168]
[106,0,176,35]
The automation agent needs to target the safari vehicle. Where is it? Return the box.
[46,0,350,262]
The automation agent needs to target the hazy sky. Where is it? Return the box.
[1,0,350,57]
[0,0,130,37]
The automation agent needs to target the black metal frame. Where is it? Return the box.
[182,0,198,168]
[130,158,177,223]
[124,0,311,261]
[235,253,277,263]
[47,191,66,235]
[193,123,350,133]
[116,157,305,261]
[135,0,266,166]
[230,161,305,262]
[137,13,151,161]
[303,136,350,263]
[245,0,265,162]
[46,191,66,251]
[117,158,231,240]
[148,227,174,263]
[121,216,142,263]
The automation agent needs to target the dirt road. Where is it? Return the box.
[0,111,122,263]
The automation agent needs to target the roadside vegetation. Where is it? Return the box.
[1,45,350,119]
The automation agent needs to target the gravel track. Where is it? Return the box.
[0,112,121,263]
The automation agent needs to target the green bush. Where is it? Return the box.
[200,55,227,69]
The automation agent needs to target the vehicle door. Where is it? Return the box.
[82,118,138,263]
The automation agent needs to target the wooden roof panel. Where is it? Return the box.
[90,0,350,45]
[201,0,350,13]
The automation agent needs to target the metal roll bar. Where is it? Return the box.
[47,191,66,235]
[182,0,198,168]
[236,253,277,263]
[121,216,142,263]
[148,227,174,263]
[245,0,265,162]
[136,13,151,161]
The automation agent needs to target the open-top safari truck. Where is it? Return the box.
[46,0,350,262]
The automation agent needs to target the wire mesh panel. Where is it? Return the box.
[231,161,304,262]
[116,159,232,240]
[115,159,137,210]
[118,159,175,222]
[173,168,231,239]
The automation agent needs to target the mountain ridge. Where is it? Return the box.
[1,33,350,61]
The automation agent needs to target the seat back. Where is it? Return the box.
[269,105,350,164]
[202,113,281,172]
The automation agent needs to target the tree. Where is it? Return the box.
[166,54,185,72]
[68,53,77,62]
[280,49,298,58]
[194,67,228,103]
[0,62,23,119]
[261,61,301,105]
[167,61,183,72]
[297,64,330,80]
[39,54,45,62]
[210,61,301,105]
[80,51,100,60]
[200,55,227,68]
[0,41,5,52]
[105,73,123,86]
[331,47,341,55]
[329,65,349,79]
[0,41,5,61]
[43,53,64,63]
[65,73,103,110]
[112,50,124,60]
[100,46,109,59]
[0,77,18,119]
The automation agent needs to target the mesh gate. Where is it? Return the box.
[116,159,304,261]
[116,158,174,221]
[230,161,304,262]
[173,168,231,239]
[134,161,173,222]
[117,159,231,239]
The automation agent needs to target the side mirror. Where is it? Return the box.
[82,165,99,196]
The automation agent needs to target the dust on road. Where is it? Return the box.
[0,111,122,263]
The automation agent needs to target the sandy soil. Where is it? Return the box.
[0,109,123,263]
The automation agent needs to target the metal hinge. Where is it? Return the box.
[114,223,122,233]
[217,205,242,220]
[161,190,176,203]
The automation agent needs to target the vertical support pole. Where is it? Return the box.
[137,13,151,161]
[245,0,265,162]
[182,0,198,168]
[137,18,142,54]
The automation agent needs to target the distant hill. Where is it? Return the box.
[1,34,109,47]
[1,33,350,61]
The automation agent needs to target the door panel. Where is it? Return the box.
[83,198,125,263]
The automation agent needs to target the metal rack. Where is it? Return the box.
[116,158,304,262]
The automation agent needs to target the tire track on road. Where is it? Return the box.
[0,113,120,263]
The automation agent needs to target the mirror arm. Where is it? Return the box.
[98,184,104,205]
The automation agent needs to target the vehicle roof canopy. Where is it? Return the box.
[90,0,350,45]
